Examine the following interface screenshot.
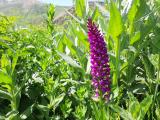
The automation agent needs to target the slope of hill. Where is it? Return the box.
[0,0,70,24]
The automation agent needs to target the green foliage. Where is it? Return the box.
[75,0,88,18]
[47,4,55,34]
[110,93,153,120]
[108,1,123,88]
[0,0,160,120]
[108,1,123,40]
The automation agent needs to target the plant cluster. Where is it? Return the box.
[0,0,160,120]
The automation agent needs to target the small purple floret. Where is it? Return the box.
[87,18,110,101]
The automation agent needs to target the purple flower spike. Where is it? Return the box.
[87,18,110,101]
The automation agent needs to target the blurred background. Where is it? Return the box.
[0,0,104,24]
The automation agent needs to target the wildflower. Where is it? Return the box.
[87,18,110,101]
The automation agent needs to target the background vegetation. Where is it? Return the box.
[0,0,160,120]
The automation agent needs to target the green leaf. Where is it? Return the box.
[0,116,5,120]
[47,4,55,21]
[57,34,65,52]
[156,107,160,120]
[91,7,100,21]
[91,102,101,120]
[48,93,65,111]
[47,4,55,33]
[0,36,12,42]
[60,99,72,118]
[11,54,18,75]
[129,101,140,119]
[86,56,90,74]
[140,95,153,119]
[149,54,159,70]
[142,54,155,80]
[128,0,140,23]
[1,54,11,72]
[75,0,86,18]
[127,0,140,34]
[20,104,35,120]
[0,71,12,84]
[109,104,133,120]
[130,31,141,45]
[108,1,123,40]
[36,104,49,112]
[0,41,10,48]
[127,93,141,119]
[57,52,81,68]
[73,104,87,119]
[6,110,19,120]
[0,89,12,100]
[63,34,76,55]
[151,35,160,53]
